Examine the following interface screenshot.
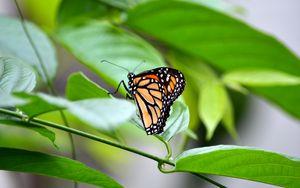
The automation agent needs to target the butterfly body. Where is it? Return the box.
[127,67,185,135]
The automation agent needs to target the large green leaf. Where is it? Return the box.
[17,93,135,132]
[0,57,36,95]
[175,145,300,187]
[127,1,300,74]
[57,0,109,25]
[0,119,56,147]
[55,20,164,94]
[66,72,109,100]
[126,0,300,119]
[0,147,122,188]
[0,16,57,82]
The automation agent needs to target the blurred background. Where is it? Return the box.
[0,0,300,187]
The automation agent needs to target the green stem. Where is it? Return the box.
[0,108,174,166]
[192,173,227,188]
[155,136,172,160]
[58,110,77,160]
[0,108,226,187]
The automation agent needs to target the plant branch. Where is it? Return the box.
[192,173,227,188]
[0,108,226,187]
[0,108,174,166]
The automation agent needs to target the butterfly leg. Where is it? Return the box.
[109,80,132,97]
[126,93,133,100]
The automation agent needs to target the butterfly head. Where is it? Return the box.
[127,72,135,80]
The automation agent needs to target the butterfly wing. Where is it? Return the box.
[130,67,185,135]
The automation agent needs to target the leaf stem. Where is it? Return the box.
[192,173,227,188]
[58,110,77,160]
[0,108,174,166]
[155,136,172,160]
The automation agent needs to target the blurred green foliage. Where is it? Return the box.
[0,0,300,187]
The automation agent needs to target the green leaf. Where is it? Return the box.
[126,0,300,119]
[175,145,300,187]
[0,94,28,107]
[17,93,135,132]
[222,92,238,140]
[16,93,61,117]
[168,53,218,130]
[225,82,249,94]
[0,119,57,147]
[57,0,109,25]
[0,16,57,82]
[72,99,135,131]
[199,81,227,140]
[66,72,109,100]
[0,57,36,95]
[55,20,164,94]
[160,101,190,141]
[170,54,239,140]
[127,1,300,74]
[181,80,199,131]
[98,0,129,10]
[0,147,123,188]
[223,69,300,86]
[251,86,300,119]
[184,128,198,140]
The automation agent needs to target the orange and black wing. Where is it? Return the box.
[130,67,185,135]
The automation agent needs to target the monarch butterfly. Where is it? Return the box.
[104,61,186,135]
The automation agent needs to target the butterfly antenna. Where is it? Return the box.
[132,60,146,73]
[101,60,130,73]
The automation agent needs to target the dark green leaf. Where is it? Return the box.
[127,1,300,74]
[0,119,57,147]
[57,0,109,25]
[97,0,129,10]
[0,57,36,95]
[66,72,109,100]
[0,147,123,188]
[126,0,300,119]
[175,145,300,187]
[0,16,57,82]
[251,85,300,119]
[55,21,164,94]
